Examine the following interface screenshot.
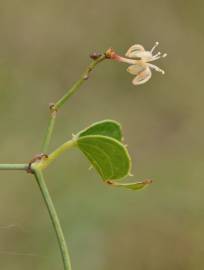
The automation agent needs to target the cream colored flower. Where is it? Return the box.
[107,42,167,85]
[125,42,167,85]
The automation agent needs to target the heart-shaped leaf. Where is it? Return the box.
[76,120,152,191]
[77,135,131,180]
[77,120,122,141]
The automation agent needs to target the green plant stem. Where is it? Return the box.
[55,54,106,110]
[42,112,57,153]
[35,139,76,171]
[0,164,28,170]
[41,54,106,153]
[33,168,72,270]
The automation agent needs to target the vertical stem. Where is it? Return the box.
[42,111,57,153]
[33,169,72,270]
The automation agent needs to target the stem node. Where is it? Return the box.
[27,153,48,174]
[49,103,58,115]
[90,52,102,60]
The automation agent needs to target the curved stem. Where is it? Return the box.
[33,168,72,270]
[0,164,28,170]
[35,138,76,171]
[41,54,106,153]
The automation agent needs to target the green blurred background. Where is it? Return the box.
[0,0,203,269]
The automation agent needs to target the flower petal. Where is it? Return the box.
[133,51,153,61]
[127,64,145,75]
[125,44,145,58]
[132,68,152,85]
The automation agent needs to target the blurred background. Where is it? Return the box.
[0,0,203,269]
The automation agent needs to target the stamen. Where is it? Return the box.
[151,55,161,61]
[156,68,165,74]
[153,52,161,57]
[150,52,167,61]
[149,58,158,62]
[148,63,165,74]
[151,41,159,53]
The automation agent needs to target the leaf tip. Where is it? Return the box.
[143,179,153,185]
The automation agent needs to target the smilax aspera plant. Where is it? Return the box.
[0,42,166,270]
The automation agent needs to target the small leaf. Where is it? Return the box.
[106,179,152,190]
[77,135,131,180]
[78,120,122,141]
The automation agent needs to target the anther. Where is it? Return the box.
[151,41,160,52]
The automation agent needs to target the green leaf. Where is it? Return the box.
[106,179,152,190]
[77,120,122,141]
[76,120,151,191]
[77,135,131,180]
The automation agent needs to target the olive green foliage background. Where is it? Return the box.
[0,1,203,269]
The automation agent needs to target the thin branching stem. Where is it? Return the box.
[41,54,106,153]
[0,164,28,170]
[35,139,76,171]
[33,168,72,270]
[42,111,57,153]
[0,52,109,270]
